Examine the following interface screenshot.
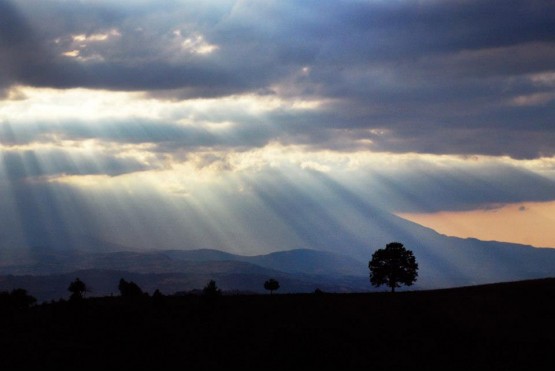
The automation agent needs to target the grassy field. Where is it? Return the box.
[1,278,554,370]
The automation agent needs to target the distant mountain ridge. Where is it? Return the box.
[0,248,365,277]
[2,200,555,297]
[0,248,372,301]
[0,240,554,302]
[163,248,367,276]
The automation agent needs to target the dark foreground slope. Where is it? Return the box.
[1,278,554,370]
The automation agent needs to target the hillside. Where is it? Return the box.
[0,278,554,370]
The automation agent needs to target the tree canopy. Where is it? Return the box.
[68,278,87,300]
[0,289,36,310]
[202,280,222,297]
[118,279,144,298]
[264,278,280,294]
[369,242,418,292]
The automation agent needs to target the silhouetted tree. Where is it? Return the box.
[202,280,222,296]
[369,242,418,292]
[118,278,144,298]
[68,278,87,300]
[151,289,165,307]
[9,288,37,309]
[264,278,280,294]
[0,289,36,310]
[152,289,163,298]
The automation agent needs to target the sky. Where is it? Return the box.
[1,0,555,255]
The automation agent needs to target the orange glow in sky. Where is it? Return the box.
[399,201,555,248]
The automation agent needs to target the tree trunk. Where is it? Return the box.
[391,286,395,293]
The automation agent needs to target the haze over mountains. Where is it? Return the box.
[1,205,554,302]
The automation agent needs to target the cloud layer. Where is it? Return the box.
[1,0,554,158]
[1,0,555,251]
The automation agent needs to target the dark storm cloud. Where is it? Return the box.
[4,0,553,89]
[0,0,278,94]
[1,0,555,158]
[0,1,44,90]
[325,0,555,61]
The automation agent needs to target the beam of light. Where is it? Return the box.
[2,82,555,283]
[2,135,555,286]
[0,152,28,257]
[0,87,344,253]
[0,150,79,258]
[301,170,474,280]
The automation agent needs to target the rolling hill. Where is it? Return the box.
[1,279,554,369]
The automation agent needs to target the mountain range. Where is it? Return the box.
[1,203,554,302]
